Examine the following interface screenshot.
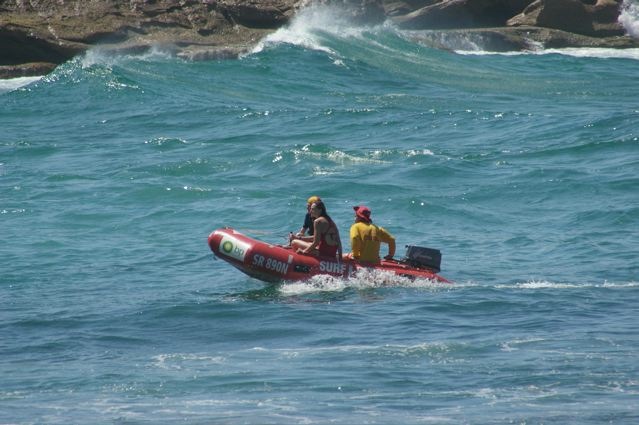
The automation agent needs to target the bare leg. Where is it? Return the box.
[291,239,318,256]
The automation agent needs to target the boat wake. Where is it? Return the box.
[278,268,451,295]
[495,280,639,290]
[277,277,639,296]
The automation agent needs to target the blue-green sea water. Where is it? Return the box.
[2,7,639,424]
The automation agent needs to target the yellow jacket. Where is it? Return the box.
[350,221,395,263]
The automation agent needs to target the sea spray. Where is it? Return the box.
[620,0,639,38]
[278,268,449,296]
[250,5,347,55]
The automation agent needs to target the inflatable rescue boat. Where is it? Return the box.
[208,227,451,284]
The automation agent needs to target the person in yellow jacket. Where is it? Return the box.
[349,205,395,263]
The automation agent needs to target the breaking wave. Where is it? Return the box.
[250,4,361,56]
[0,76,42,94]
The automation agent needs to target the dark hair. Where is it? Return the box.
[311,201,333,223]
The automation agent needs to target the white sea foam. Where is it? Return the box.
[291,145,390,165]
[620,0,639,38]
[278,268,448,295]
[152,353,225,369]
[0,76,42,93]
[510,280,583,289]
[537,47,639,60]
[80,45,175,68]
[495,280,639,289]
[457,47,639,60]
[246,341,456,357]
[500,336,546,352]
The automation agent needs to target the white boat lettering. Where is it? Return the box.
[253,254,289,274]
[265,257,289,274]
[319,261,346,274]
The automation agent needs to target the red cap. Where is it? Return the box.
[353,205,371,222]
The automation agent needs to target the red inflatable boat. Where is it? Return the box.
[208,227,451,284]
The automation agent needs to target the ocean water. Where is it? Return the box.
[2,5,639,424]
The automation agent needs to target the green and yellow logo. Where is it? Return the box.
[222,241,233,253]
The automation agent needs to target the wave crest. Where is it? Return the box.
[250,4,379,56]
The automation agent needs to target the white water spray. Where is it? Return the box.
[620,0,639,38]
[250,4,371,55]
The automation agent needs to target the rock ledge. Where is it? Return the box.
[1,0,637,79]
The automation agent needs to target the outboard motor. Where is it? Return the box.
[403,245,442,272]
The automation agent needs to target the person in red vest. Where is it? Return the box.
[290,200,342,260]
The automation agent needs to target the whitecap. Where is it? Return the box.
[249,3,378,57]
[250,5,343,55]
[152,353,225,369]
[500,336,546,352]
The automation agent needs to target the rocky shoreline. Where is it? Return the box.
[1,0,638,79]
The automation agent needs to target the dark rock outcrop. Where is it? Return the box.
[383,0,637,52]
[391,0,626,35]
[1,0,638,79]
[406,25,639,52]
[392,0,534,29]
[0,0,301,78]
[507,0,625,37]
[0,62,58,79]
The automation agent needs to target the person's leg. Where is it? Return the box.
[291,239,318,256]
[291,239,310,252]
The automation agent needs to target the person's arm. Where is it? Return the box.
[293,234,313,242]
[381,228,396,260]
[384,238,396,260]
[297,216,310,236]
[350,224,360,259]
[298,213,313,237]
[302,219,322,253]
[335,227,343,260]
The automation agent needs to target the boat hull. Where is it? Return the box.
[208,227,450,284]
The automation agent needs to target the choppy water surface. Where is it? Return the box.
[2,6,638,424]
